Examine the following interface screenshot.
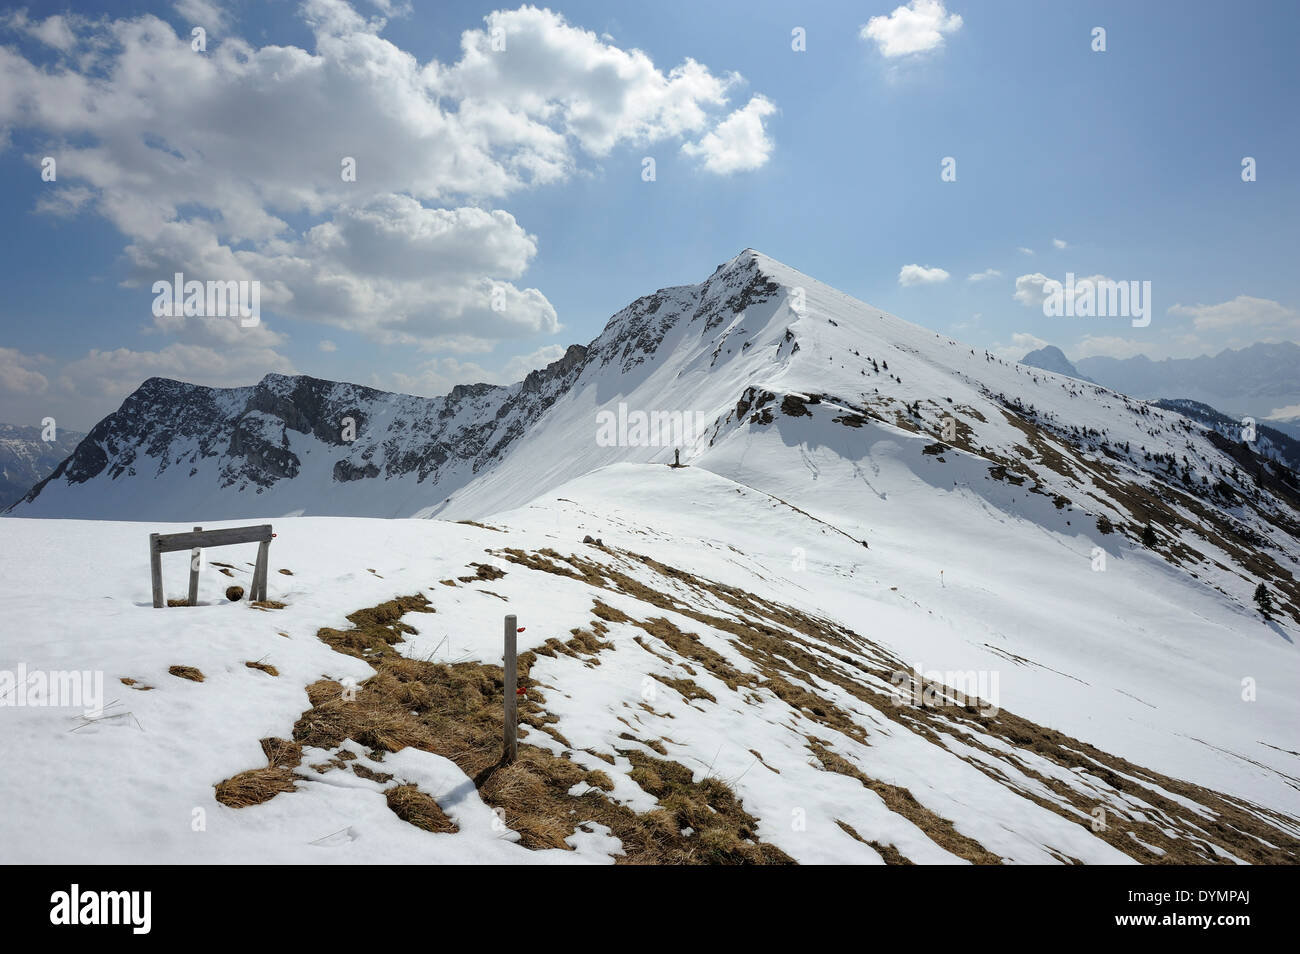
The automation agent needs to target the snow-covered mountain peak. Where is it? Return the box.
[9,250,1300,637]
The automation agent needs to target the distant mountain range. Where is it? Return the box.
[0,423,85,510]
[1021,341,1300,440]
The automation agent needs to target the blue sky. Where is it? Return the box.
[1,0,1298,429]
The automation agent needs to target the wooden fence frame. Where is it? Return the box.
[149,524,273,608]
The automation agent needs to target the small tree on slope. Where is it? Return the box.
[1254,583,1274,621]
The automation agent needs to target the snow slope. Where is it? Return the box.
[1,461,1297,863]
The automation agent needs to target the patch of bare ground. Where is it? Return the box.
[385,784,458,833]
[458,562,506,583]
[245,660,279,676]
[214,766,297,807]
[261,737,302,767]
[168,665,204,682]
[835,819,914,864]
[651,673,715,703]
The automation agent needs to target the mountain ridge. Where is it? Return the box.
[8,249,784,518]
[1074,341,1300,423]
[10,249,1300,627]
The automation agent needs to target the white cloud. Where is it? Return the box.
[33,186,95,218]
[143,307,289,352]
[899,263,950,286]
[385,343,566,397]
[1017,247,1034,255]
[967,268,1000,282]
[172,0,230,33]
[1013,272,1110,308]
[1013,273,1052,306]
[1264,404,1300,422]
[861,0,962,58]
[385,357,491,397]
[0,2,773,362]
[3,327,296,429]
[1065,330,1243,362]
[365,0,412,18]
[1052,238,1068,249]
[227,197,558,343]
[0,348,50,394]
[1070,335,1161,360]
[439,5,752,159]
[501,344,568,381]
[1167,296,1299,332]
[58,343,296,403]
[0,11,81,51]
[681,95,777,174]
[319,340,338,352]
[989,332,1048,363]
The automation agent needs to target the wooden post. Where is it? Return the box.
[252,539,270,602]
[503,614,518,764]
[187,526,202,606]
[150,533,164,608]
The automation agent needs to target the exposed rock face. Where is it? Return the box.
[14,283,623,508]
[12,250,789,517]
[8,311,620,511]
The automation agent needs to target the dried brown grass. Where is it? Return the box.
[385,784,458,833]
